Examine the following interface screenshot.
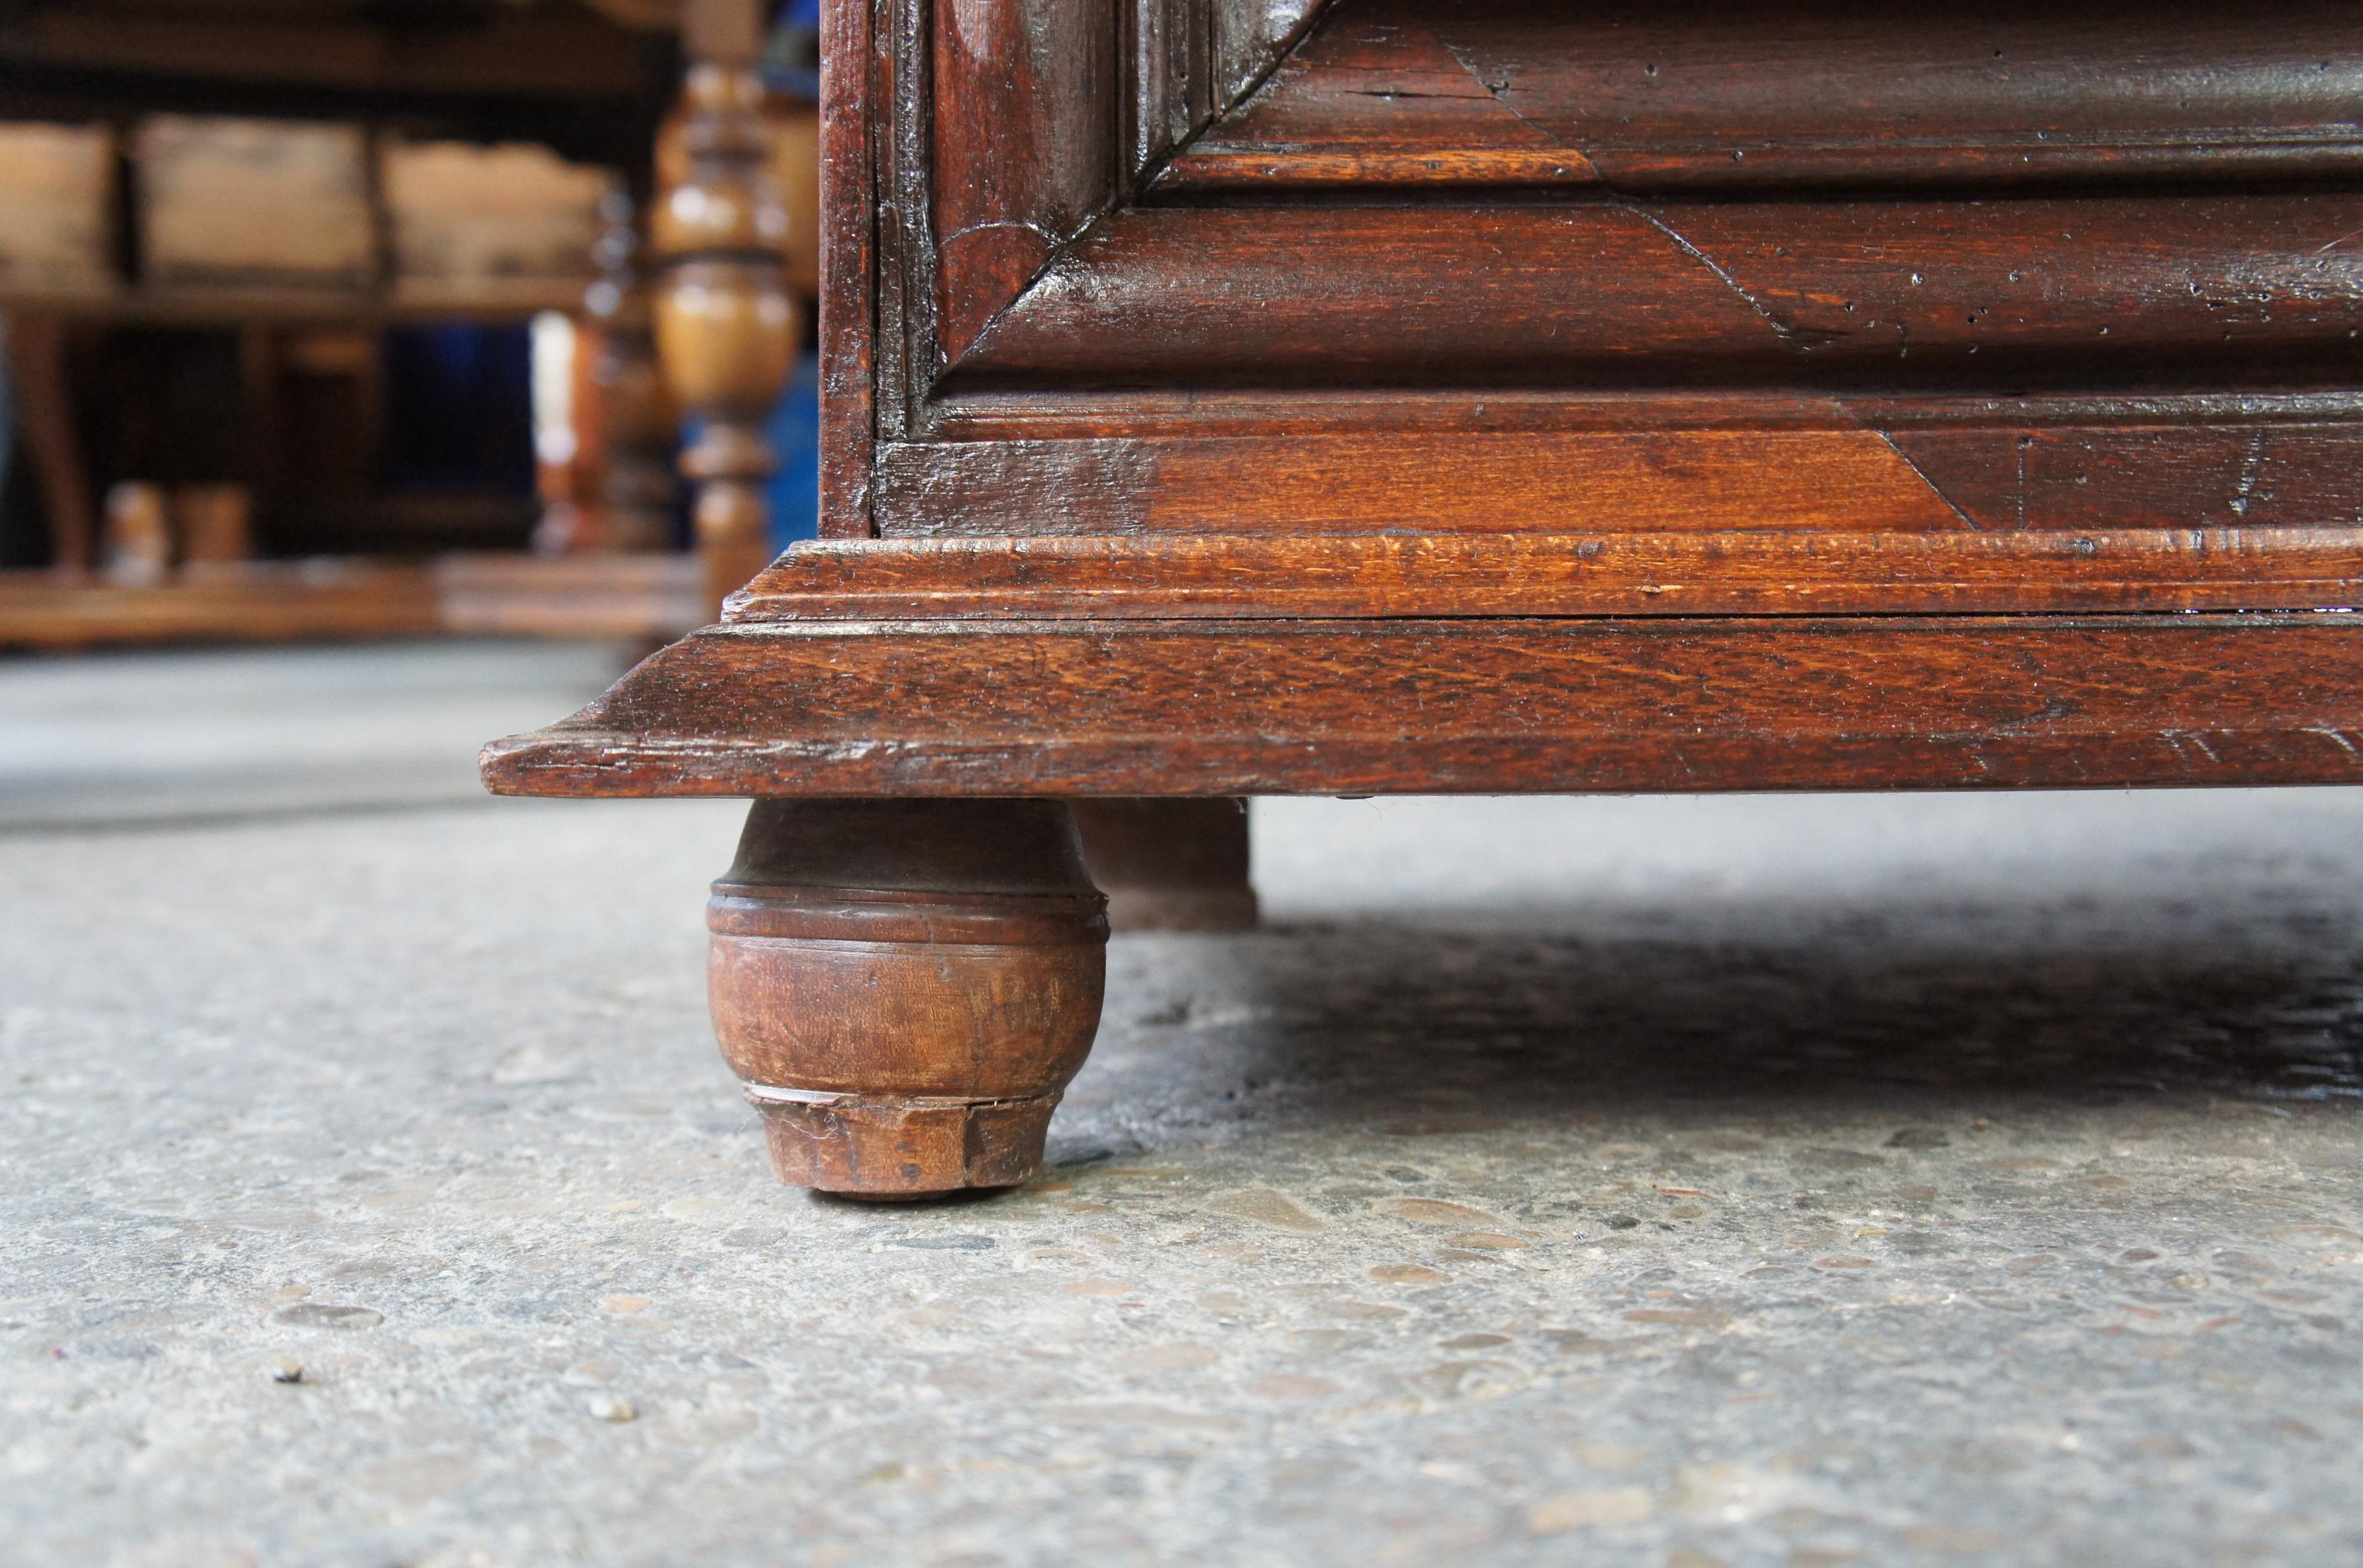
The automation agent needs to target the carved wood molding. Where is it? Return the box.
[481,612,2363,798]
[825,0,2363,540]
[915,0,1329,369]
[912,0,2363,395]
[727,528,2363,622]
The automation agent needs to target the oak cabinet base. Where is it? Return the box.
[486,0,2363,1200]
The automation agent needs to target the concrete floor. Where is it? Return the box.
[3,642,2362,1567]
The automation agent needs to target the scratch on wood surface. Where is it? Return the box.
[2229,428,2270,517]
[1630,209,1845,354]
[1871,430,1985,532]
[1434,30,1563,145]
[2304,726,2361,758]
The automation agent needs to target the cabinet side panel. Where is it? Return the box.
[1171,0,2363,191]
[819,0,878,536]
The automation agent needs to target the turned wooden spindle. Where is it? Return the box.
[709,800,1109,1198]
[3,313,98,574]
[653,0,795,617]
[568,188,678,554]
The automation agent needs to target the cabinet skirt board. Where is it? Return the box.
[479,613,2363,799]
[729,530,2363,621]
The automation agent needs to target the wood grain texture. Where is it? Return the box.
[1130,0,1334,176]
[709,798,1107,1195]
[725,530,2363,620]
[952,197,2363,389]
[870,415,2363,537]
[481,615,2363,799]
[818,0,876,535]
[1164,0,2363,191]
[928,0,1118,362]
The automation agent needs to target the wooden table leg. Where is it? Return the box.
[3,311,97,572]
[707,799,1109,1199]
[1074,798,1258,932]
[653,0,795,620]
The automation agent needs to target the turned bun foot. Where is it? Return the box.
[707,799,1108,1198]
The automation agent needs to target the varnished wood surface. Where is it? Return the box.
[481,614,2363,799]
[952,197,2363,389]
[709,799,1107,1195]
[844,0,2363,542]
[727,530,2363,621]
[927,0,1117,363]
[1164,0,2363,192]
[1131,0,1332,175]
[920,0,1335,368]
[869,407,2363,537]
[817,0,875,536]
[484,1,2363,816]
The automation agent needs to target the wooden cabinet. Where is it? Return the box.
[489,1,2363,1198]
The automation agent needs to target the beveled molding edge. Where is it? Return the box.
[724,529,2363,623]
[479,612,2363,801]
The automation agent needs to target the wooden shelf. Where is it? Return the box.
[0,279,589,327]
[0,553,704,650]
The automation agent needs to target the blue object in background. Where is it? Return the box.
[379,324,536,495]
[762,0,823,99]
[763,352,821,548]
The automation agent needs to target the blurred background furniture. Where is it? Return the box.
[630,0,1259,929]
[0,0,1248,928]
[0,0,821,649]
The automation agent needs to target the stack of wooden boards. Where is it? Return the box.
[0,122,113,295]
[0,116,617,301]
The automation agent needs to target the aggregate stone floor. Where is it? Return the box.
[3,644,2362,1567]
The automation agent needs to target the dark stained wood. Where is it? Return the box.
[1129,0,1336,177]
[927,0,1119,363]
[868,413,2363,538]
[483,614,2363,799]
[925,387,2363,440]
[1164,0,2363,192]
[818,0,878,536]
[952,197,2363,389]
[709,799,1108,1195]
[492,0,2363,1199]
[725,530,2363,621]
